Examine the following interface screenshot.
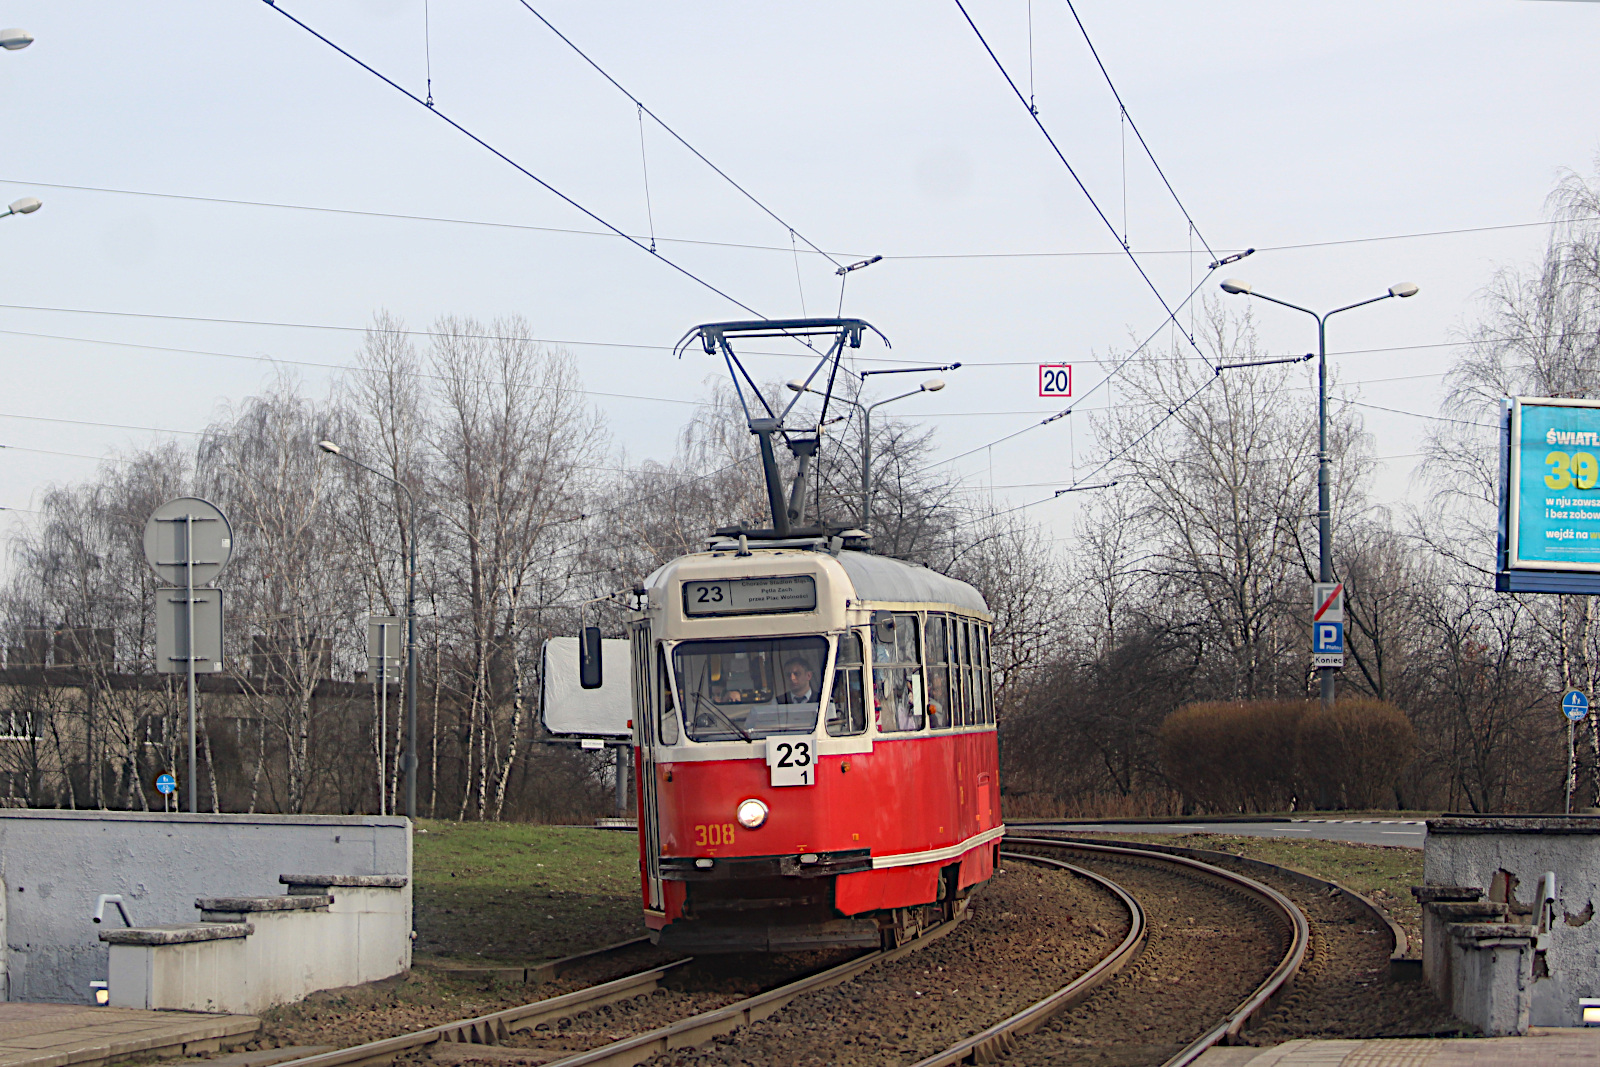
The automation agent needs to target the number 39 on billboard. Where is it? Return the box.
[1039,364,1072,398]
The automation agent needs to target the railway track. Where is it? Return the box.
[267,913,963,1067]
[988,837,1310,1067]
[280,838,1310,1067]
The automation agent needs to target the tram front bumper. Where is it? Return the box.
[659,848,872,880]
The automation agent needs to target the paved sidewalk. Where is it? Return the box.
[0,1003,258,1067]
[1194,1029,1600,1065]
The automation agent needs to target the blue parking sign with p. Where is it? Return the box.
[1314,621,1344,654]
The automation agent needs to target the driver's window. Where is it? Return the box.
[827,632,867,736]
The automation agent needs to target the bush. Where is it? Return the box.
[1159,697,1416,813]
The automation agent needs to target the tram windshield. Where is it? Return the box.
[672,635,828,741]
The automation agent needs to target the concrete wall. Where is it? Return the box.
[0,810,410,1004]
[1424,815,1600,1027]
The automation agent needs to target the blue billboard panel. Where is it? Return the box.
[1508,398,1600,573]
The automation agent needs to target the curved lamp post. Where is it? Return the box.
[787,376,944,534]
[318,440,418,818]
[1219,278,1418,706]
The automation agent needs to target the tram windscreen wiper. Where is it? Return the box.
[691,690,753,743]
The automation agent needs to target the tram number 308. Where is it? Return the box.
[767,739,815,787]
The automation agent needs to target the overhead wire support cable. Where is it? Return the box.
[1061,0,1219,262]
[924,264,1218,471]
[510,0,844,271]
[422,0,434,106]
[947,374,1222,530]
[254,0,764,319]
[636,103,657,252]
[951,0,1216,366]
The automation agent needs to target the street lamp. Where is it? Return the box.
[318,439,419,819]
[787,375,945,534]
[1220,278,1418,706]
[0,29,33,51]
[2,198,40,219]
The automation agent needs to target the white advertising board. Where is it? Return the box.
[540,636,632,739]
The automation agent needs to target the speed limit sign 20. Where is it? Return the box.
[1039,364,1072,398]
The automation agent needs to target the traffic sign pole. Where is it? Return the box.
[185,512,196,813]
[145,497,232,816]
[1562,690,1589,814]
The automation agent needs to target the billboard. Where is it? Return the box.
[540,636,632,738]
[1499,396,1600,593]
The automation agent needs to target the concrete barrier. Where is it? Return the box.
[103,876,410,1013]
[1421,815,1600,1028]
[0,810,410,1003]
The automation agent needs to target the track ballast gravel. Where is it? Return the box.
[638,862,1130,1067]
[1197,856,1465,1042]
[1001,849,1287,1067]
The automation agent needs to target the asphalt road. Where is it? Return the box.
[1025,819,1427,849]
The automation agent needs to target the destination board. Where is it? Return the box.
[683,575,818,617]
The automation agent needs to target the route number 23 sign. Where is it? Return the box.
[1039,364,1072,398]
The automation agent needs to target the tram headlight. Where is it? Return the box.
[736,798,769,829]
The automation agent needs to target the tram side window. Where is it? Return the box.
[963,620,978,726]
[826,632,868,737]
[657,645,679,745]
[979,625,994,724]
[945,618,964,726]
[924,615,951,730]
[969,621,983,724]
[874,612,925,733]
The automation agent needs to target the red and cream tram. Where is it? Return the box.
[628,536,1002,951]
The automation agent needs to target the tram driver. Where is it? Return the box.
[777,656,819,704]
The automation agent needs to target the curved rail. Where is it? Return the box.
[1053,835,1415,979]
[1001,836,1311,1067]
[906,853,1147,1067]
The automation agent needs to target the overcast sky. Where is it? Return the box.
[0,1,1593,553]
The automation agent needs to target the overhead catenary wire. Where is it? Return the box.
[1,177,1579,262]
[0,327,710,408]
[0,304,1536,371]
[921,265,1219,472]
[0,307,855,379]
[951,0,1216,370]
[1061,0,1219,262]
[509,0,844,271]
[254,0,764,319]
[946,373,1223,530]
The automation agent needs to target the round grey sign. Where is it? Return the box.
[143,497,233,586]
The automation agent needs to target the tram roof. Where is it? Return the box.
[644,544,991,617]
[834,551,989,615]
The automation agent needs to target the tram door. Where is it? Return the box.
[630,621,664,910]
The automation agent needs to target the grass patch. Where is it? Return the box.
[414,820,641,963]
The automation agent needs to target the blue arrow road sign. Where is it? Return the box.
[1563,690,1589,722]
[155,772,177,795]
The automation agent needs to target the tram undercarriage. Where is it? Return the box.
[653,862,976,953]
